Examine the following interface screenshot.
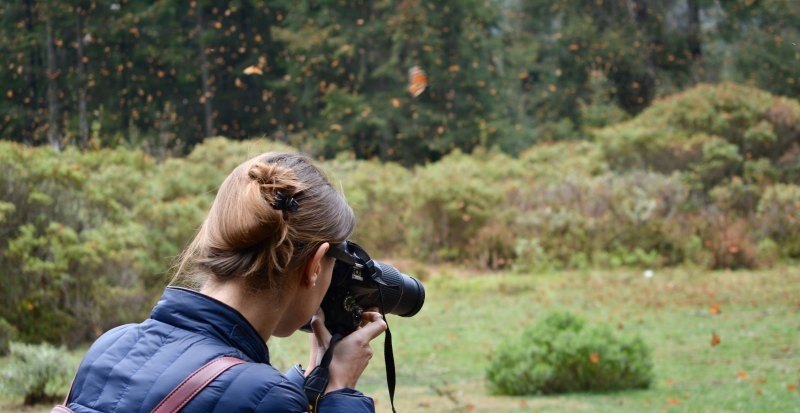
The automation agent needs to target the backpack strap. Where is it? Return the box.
[149,356,245,413]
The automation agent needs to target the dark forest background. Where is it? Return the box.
[1,0,798,163]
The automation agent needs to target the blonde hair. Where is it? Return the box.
[173,152,355,290]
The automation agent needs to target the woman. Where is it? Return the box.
[64,152,386,412]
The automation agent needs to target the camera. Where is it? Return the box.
[305,241,425,336]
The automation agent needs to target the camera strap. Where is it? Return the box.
[303,333,343,413]
[378,286,398,413]
[383,323,398,413]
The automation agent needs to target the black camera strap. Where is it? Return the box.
[378,286,398,413]
[383,323,398,413]
[303,333,343,413]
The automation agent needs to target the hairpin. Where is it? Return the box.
[272,192,299,212]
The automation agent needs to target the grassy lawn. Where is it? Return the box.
[3,266,799,412]
[277,265,800,413]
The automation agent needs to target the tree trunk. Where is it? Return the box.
[76,10,89,147]
[195,2,214,138]
[614,0,656,114]
[23,0,40,145]
[46,18,61,151]
[687,0,703,82]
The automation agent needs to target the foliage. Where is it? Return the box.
[2,1,797,163]
[326,156,413,256]
[0,142,157,344]
[1,84,799,345]
[0,318,17,356]
[406,149,521,266]
[757,184,800,258]
[0,342,77,405]
[487,312,653,395]
[597,83,800,187]
[514,170,689,271]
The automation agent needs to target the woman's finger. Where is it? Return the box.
[353,312,387,342]
[359,308,380,327]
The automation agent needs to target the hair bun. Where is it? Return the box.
[248,163,300,193]
[248,163,288,186]
[247,161,308,216]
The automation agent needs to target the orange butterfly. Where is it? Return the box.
[408,66,427,97]
[243,65,263,75]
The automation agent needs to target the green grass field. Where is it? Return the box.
[3,266,799,412]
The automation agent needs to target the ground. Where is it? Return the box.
[3,266,799,412]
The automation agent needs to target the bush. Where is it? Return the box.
[514,171,689,271]
[406,150,522,264]
[0,342,78,405]
[487,312,653,395]
[757,184,800,258]
[0,318,18,356]
[596,83,800,187]
[694,211,758,269]
[325,157,413,258]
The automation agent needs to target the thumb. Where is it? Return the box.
[310,309,332,345]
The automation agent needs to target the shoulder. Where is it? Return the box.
[198,362,307,413]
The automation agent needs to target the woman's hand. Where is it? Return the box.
[306,308,387,393]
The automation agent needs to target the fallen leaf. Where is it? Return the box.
[737,370,749,380]
[589,353,600,364]
[667,397,680,406]
[711,332,721,347]
[710,304,721,315]
[787,384,797,391]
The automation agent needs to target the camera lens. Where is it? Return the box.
[374,261,425,317]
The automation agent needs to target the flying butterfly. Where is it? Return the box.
[243,65,263,75]
[407,66,427,97]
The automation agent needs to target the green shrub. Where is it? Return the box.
[514,171,689,270]
[407,150,521,264]
[518,141,608,182]
[0,318,18,356]
[487,312,653,395]
[693,210,758,269]
[596,83,800,186]
[757,184,800,258]
[0,342,78,405]
[325,157,413,258]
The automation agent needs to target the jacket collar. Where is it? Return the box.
[150,287,270,364]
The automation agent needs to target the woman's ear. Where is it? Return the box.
[304,242,330,288]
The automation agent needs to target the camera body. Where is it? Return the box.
[309,241,425,336]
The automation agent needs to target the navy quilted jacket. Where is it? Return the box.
[66,287,375,413]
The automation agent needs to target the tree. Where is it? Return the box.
[274,0,502,164]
